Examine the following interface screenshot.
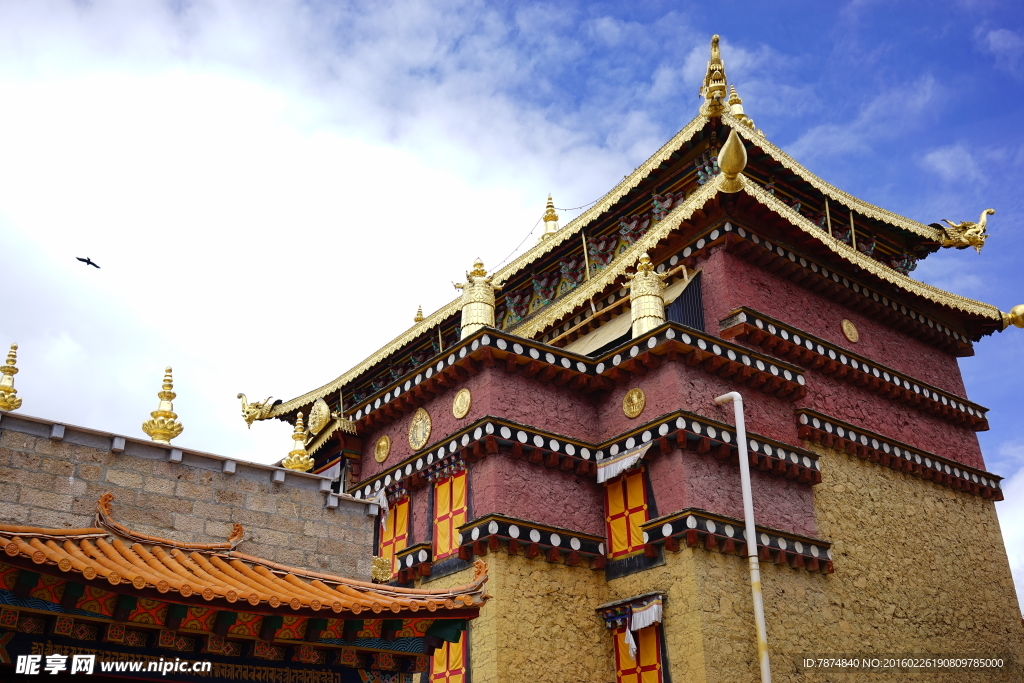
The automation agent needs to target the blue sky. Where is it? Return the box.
[1,1,1022,601]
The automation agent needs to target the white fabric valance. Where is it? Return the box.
[596,443,652,484]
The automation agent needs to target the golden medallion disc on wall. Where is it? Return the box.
[622,388,646,419]
[452,388,472,419]
[308,398,331,436]
[408,407,432,451]
[374,435,391,463]
[841,319,859,343]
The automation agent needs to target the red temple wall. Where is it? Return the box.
[699,245,969,397]
[470,451,606,536]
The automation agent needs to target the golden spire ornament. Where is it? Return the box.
[414,305,424,323]
[717,128,747,193]
[537,195,560,242]
[0,343,23,411]
[281,412,314,472]
[700,34,728,116]
[141,367,184,444]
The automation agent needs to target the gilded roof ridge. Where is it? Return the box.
[741,179,1001,319]
[722,113,943,241]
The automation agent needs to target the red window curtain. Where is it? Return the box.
[604,468,649,557]
[433,470,468,560]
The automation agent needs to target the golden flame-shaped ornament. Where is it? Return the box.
[717,129,747,193]
[281,412,315,472]
[0,343,23,411]
[142,367,183,444]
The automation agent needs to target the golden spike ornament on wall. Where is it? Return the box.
[538,194,561,243]
[237,393,275,428]
[700,34,728,116]
[0,343,23,411]
[717,128,747,193]
[414,305,424,323]
[454,258,499,339]
[939,209,994,254]
[1001,304,1024,330]
[281,412,314,472]
[626,253,669,338]
[142,367,184,444]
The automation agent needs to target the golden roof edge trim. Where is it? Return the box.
[512,179,722,339]
[722,113,943,241]
[267,298,462,418]
[742,179,1001,319]
[491,114,709,284]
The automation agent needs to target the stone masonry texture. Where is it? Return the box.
[0,415,374,580]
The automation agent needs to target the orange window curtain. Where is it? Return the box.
[378,497,409,577]
[613,625,663,683]
[433,470,468,560]
[604,468,649,558]
[430,632,467,683]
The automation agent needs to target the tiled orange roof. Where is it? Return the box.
[0,494,487,617]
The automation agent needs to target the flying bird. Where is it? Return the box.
[76,257,100,269]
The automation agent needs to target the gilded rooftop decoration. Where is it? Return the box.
[0,343,22,412]
[237,392,275,428]
[939,209,995,254]
[281,412,314,472]
[141,367,183,444]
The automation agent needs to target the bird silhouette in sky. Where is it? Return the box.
[76,257,100,269]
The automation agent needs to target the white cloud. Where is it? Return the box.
[921,144,984,184]
[978,28,1024,77]
[786,76,937,164]
[0,1,715,463]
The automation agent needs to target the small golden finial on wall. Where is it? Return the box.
[538,195,560,242]
[281,412,314,472]
[414,305,424,323]
[454,258,498,339]
[0,343,23,411]
[142,367,184,444]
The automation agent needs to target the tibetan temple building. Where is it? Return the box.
[3,35,1024,683]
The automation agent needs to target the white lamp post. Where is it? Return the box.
[715,391,772,683]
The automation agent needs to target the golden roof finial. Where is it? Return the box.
[468,258,488,279]
[281,412,314,472]
[538,194,561,242]
[414,305,424,323]
[717,129,747,192]
[700,34,728,116]
[142,367,184,444]
[1001,304,1024,330]
[0,343,23,411]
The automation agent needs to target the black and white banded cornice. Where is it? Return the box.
[721,307,989,431]
[455,514,607,568]
[657,220,973,356]
[641,508,834,574]
[345,323,808,436]
[795,409,1003,500]
[350,411,822,500]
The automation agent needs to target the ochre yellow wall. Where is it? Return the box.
[418,552,613,682]
[610,444,1024,682]
[426,443,1023,682]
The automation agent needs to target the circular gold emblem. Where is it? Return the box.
[841,319,859,343]
[308,398,331,436]
[452,388,472,419]
[374,435,392,463]
[408,408,432,451]
[623,388,646,419]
